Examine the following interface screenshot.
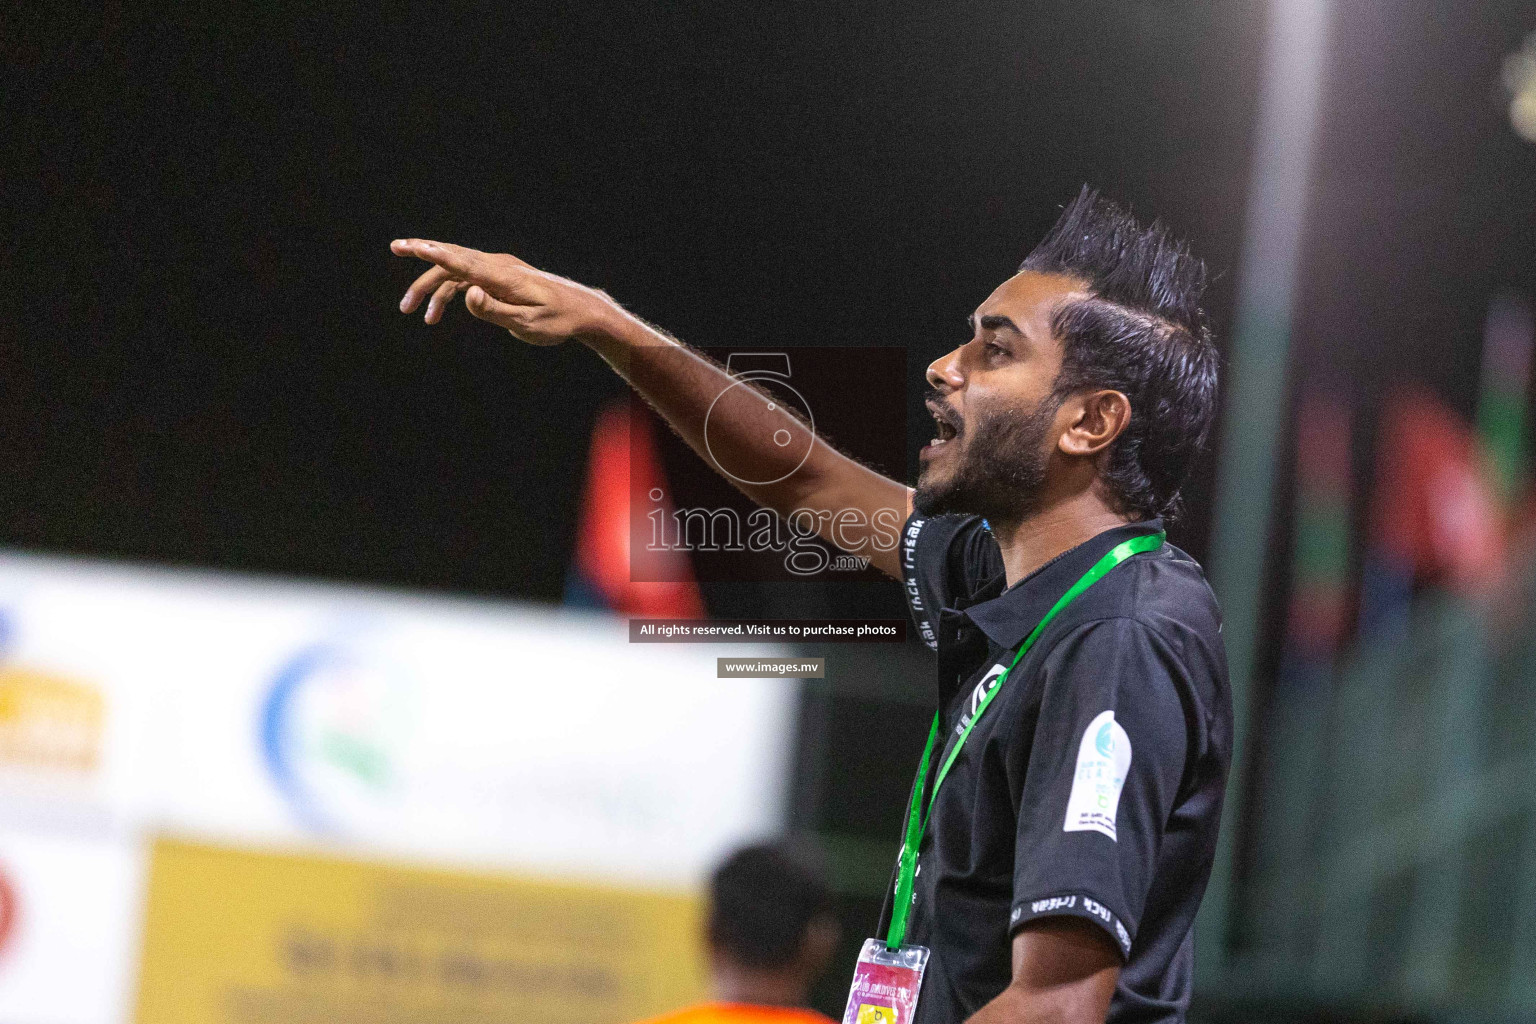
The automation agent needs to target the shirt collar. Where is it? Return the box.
[961,518,1165,650]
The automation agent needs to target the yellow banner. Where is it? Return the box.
[134,837,707,1024]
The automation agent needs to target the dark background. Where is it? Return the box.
[3,0,1261,610]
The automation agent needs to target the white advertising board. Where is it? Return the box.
[0,550,798,1023]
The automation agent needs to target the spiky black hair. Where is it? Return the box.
[1021,186,1220,521]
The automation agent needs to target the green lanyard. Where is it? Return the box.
[884,531,1165,950]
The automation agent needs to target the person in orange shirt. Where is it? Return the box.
[642,840,841,1024]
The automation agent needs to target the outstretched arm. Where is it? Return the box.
[392,238,914,579]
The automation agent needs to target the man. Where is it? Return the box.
[391,187,1231,1024]
[638,840,840,1024]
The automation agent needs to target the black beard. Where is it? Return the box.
[914,393,1060,522]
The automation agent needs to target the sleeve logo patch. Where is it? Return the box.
[1063,710,1131,840]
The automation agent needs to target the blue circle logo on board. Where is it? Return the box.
[259,626,417,835]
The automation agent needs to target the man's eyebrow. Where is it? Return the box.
[972,313,1022,334]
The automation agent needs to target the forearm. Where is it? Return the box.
[582,307,909,565]
[970,921,1119,1024]
[966,986,1032,1024]
[582,309,813,509]
[965,984,1088,1024]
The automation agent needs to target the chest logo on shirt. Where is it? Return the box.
[957,662,1009,734]
[1063,710,1132,840]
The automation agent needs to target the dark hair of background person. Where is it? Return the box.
[1021,185,1221,523]
[707,840,832,970]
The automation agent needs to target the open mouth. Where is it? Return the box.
[926,400,960,447]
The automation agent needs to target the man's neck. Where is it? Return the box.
[988,492,1136,588]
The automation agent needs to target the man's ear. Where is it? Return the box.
[1058,390,1131,458]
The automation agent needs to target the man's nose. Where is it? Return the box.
[926,346,965,392]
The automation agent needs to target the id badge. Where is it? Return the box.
[841,938,929,1024]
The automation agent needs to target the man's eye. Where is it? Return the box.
[985,341,1009,358]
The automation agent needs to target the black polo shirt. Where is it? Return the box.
[881,512,1231,1024]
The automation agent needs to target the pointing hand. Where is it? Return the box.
[391,239,622,346]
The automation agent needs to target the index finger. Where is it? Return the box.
[390,238,493,281]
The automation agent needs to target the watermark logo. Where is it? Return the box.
[632,346,908,583]
[642,490,900,577]
[703,353,817,486]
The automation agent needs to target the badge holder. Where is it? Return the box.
[841,939,929,1024]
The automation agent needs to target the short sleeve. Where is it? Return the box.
[900,512,1004,649]
[1008,618,1191,959]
